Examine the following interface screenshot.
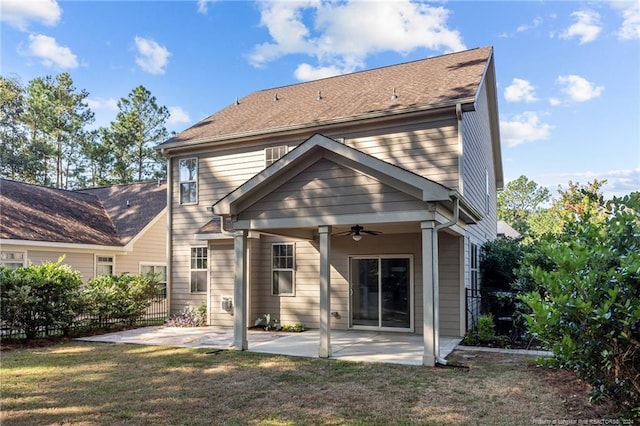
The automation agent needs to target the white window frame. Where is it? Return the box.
[95,255,115,277]
[179,157,198,205]
[0,250,26,269]
[470,242,480,295]
[140,263,167,298]
[271,243,295,296]
[265,146,288,167]
[190,247,208,293]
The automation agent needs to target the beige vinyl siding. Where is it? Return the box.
[438,232,463,337]
[208,241,235,327]
[460,82,499,303]
[114,212,167,276]
[345,119,460,189]
[241,159,427,221]
[22,249,95,282]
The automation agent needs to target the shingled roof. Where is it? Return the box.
[0,179,166,246]
[161,46,493,148]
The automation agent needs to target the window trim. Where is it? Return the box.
[190,246,208,293]
[264,145,288,168]
[271,242,295,296]
[95,254,115,277]
[0,250,26,269]
[140,262,167,298]
[179,157,198,205]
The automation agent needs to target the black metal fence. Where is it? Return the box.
[466,288,520,337]
[1,294,168,340]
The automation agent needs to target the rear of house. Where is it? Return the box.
[159,46,503,365]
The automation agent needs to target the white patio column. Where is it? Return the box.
[318,225,332,358]
[233,229,248,350]
[421,221,436,367]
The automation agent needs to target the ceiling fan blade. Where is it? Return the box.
[361,230,381,235]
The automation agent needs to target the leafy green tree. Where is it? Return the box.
[498,175,550,235]
[21,73,94,188]
[480,237,523,291]
[108,85,169,183]
[0,75,28,180]
[522,189,640,415]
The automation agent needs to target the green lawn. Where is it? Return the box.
[0,342,616,425]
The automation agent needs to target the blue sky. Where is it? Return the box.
[1,0,639,199]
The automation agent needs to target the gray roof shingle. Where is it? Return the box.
[162,46,493,148]
[0,179,166,246]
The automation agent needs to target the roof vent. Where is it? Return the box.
[126,200,130,208]
[274,93,279,101]
[391,87,398,100]
[235,97,239,105]
[317,90,322,101]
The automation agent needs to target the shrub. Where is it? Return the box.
[83,273,160,325]
[166,304,207,327]
[281,323,306,332]
[476,314,495,342]
[0,258,83,339]
[522,192,640,415]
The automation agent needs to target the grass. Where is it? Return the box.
[0,342,619,425]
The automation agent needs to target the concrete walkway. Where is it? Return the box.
[77,326,461,366]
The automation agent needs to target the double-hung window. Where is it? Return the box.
[0,251,26,269]
[141,263,167,298]
[272,243,295,296]
[190,247,207,293]
[179,158,198,205]
[96,255,114,276]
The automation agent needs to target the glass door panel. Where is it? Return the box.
[381,258,410,328]
[350,258,379,327]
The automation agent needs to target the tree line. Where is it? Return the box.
[0,73,171,189]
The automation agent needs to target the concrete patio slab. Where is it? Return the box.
[77,326,461,366]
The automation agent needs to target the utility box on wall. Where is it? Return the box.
[220,296,233,313]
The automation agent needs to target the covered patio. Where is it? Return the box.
[77,326,462,366]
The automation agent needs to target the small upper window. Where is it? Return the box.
[265,146,288,167]
[470,243,480,295]
[0,251,26,270]
[179,158,198,205]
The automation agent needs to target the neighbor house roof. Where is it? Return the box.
[160,46,494,149]
[0,179,166,247]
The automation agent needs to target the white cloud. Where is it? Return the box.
[168,106,191,124]
[134,36,171,75]
[1,0,61,31]
[25,34,78,69]
[500,112,552,147]
[249,0,465,80]
[294,63,344,81]
[538,168,640,199]
[549,97,562,106]
[610,1,640,40]
[86,97,118,111]
[560,10,602,44]
[197,0,215,14]
[516,17,542,33]
[556,74,604,102]
[504,78,538,103]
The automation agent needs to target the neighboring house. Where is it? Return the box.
[0,179,168,293]
[158,46,503,366]
[497,220,521,239]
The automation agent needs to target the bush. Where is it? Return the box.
[166,304,207,327]
[522,192,640,415]
[0,258,83,339]
[83,273,160,325]
[477,314,495,342]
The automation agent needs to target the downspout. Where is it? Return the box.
[163,149,173,321]
[432,193,460,366]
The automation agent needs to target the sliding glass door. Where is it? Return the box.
[350,256,412,330]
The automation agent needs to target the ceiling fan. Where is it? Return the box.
[336,224,382,241]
